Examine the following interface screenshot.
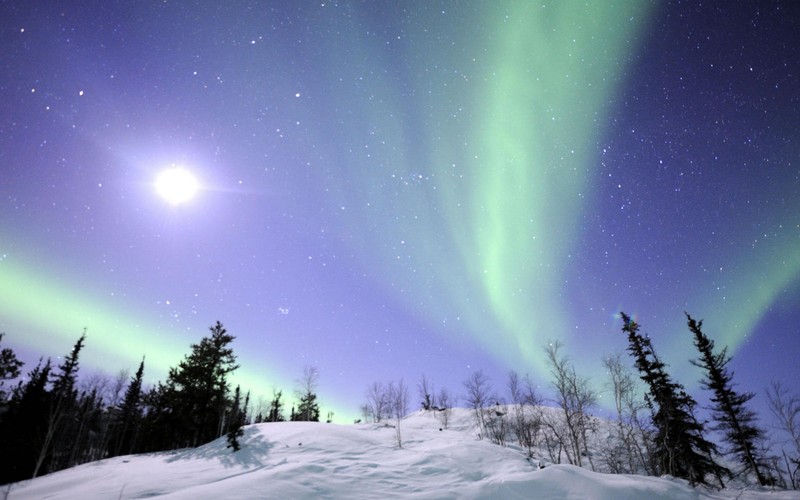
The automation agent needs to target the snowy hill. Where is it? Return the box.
[5,409,796,499]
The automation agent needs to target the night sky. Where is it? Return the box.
[1,1,798,421]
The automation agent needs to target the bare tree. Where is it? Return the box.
[81,369,128,461]
[109,369,130,408]
[545,340,597,470]
[296,366,319,398]
[602,353,653,475]
[251,395,269,423]
[359,403,370,424]
[766,381,800,489]
[508,371,542,458]
[484,398,509,446]
[365,381,389,423]
[387,379,409,448]
[463,370,494,439]
[76,372,108,403]
[542,414,572,465]
[293,366,320,421]
[417,374,435,411]
[435,387,453,429]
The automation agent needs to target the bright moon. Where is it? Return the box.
[155,167,199,204]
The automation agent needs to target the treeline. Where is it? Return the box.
[358,312,800,489]
[0,322,323,485]
[2,313,799,490]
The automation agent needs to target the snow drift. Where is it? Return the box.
[4,409,794,499]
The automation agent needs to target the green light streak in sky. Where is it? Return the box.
[319,2,654,376]
[712,241,800,347]
[666,225,800,368]
[460,2,653,369]
[0,260,177,374]
[0,259,304,415]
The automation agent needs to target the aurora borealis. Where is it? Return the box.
[1,1,798,420]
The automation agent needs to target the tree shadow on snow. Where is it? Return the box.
[165,426,274,469]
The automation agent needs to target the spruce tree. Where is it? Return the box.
[161,321,239,448]
[33,332,86,478]
[111,357,146,456]
[0,358,52,484]
[293,366,320,422]
[620,312,727,487]
[226,385,246,452]
[0,333,24,405]
[268,389,285,422]
[292,392,320,422]
[137,383,172,452]
[687,313,772,485]
[64,386,104,468]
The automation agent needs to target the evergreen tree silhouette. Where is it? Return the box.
[226,385,246,452]
[687,313,772,485]
[0,358,52,483]
[0,333,24,405]
[620,312,727,487]
[160,321,239,448]
[33,332,86,478]
[111,357,146,456]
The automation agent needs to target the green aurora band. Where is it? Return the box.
[466,3,655,369]
[0,259,294,409]
[323,2,799,384]
[325,2,657,374]
[664,221,800,369]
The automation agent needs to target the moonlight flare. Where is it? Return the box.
[155,167,199,205]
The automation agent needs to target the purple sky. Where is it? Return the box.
[1,1,798,421]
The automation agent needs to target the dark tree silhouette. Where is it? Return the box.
[0,333,24,405]
[620,312,727,487]
[62,385,104,468]
[268,389,286,422]
[765,382,800,489]
[159,321,239,448]
[226,385,246,452]
[687,313,772,485]
[292,366,320,422]
[293,392,320,422]
[33,332,86,478]
[0,358,52,484]
[137,383,172,452]
[111,357,146,457]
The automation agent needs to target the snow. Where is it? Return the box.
[5,409,797,499]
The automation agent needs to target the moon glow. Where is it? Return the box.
[155,167,199,205]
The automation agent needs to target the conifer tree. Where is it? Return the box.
[0,358,52,484]
[620,312,727,487]
[226,385,245,452]
[687,313,772,485]
[0,333,24,405]
[161,321,239,448]
[293,366,320,422]
[111,357,146,456]
[64,386,104,468]
[137,383,172,453]
[293,392,320,422]
[268,389,285,422]
[33,332,86,478]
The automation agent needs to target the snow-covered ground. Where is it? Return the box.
[5,409,796,499]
